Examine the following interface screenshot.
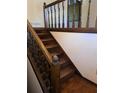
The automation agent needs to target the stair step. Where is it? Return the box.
[42,38,54,42]
[37,33,49,36]
[60,66,75,82]
[60,59,66,65]
[50,51,63,57]
[34,28,46,33]
[46,44,58,49]
[60,58,70,68]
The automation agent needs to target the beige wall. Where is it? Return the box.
[27,0,97,27]
[27,0,56,27]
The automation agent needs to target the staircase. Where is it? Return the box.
[34,28,97,93]
[28,20,96,93]
[36,29,76,83]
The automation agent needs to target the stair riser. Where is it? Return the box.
[35,30,46,33]
[39,35,52,39]
[60,71,75,83]
[43,41,56,45]
[48,47,62,53]
[61,62,69,69]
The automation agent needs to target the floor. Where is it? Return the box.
[61,74,97,93]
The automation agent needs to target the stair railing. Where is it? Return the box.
[44,0,82,28]
[43,0,82,28]
[43,0,97,30]
[44,0,66,28]
[27,20,60,93]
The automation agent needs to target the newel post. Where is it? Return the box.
[50,55,60,93]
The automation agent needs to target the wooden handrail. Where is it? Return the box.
[28,20,61,93]
[44,0,65,8]
[27,20,52,64]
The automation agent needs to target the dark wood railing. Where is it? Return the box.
[33,27,97,33]
[27,20,60,93]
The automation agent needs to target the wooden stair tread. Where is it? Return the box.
[50,51,63,56]
[42,38,54,42]
[60,58,69,66]
[46,44,58,49]
[37,33,49,36]
[60,66,75,80]
[60,59,66,65]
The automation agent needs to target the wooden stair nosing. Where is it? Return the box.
[46,44,58,49]
[41,38,54,42]
[50,51,63,56]
[37,33,49,36]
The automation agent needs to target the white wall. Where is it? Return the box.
[27,58,43,93]
[51,32,97,83]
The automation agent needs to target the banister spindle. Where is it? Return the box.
[47,8,50,28]
[72,0,76,28]
[67,0,70,28]
[86,0,91,28]
[50,6,53,28]
[58,3,60,28]
[54,5,57,28]
[78,1,82,28]
[43,3,47,28]
[62,1,65,28]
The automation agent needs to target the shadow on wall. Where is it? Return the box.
[27,58,43,93]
